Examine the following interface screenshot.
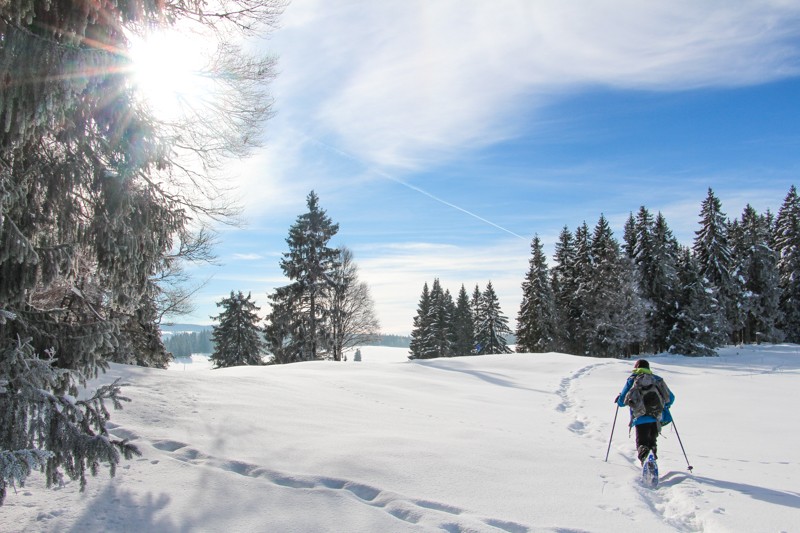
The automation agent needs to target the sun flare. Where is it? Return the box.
[128,29,214,121]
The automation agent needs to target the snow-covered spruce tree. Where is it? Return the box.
[475,282,513,355]
[570,222,595,355]
[585,215,647,357]
[1,0,281,502]
[210,292,265,368]
[409,283,436,359]
[272,191,340,362]
[647,213,683,352]
[693,188,741,341]
[264,285,302,364]
[551,226,578,354]
[327,247,380,362]
[427,279,455,358]
[451,285,476,356]
[774,185,800,342]
[667,248,728,356]
[730,205,783,344]
[630,208,682,353]
[517,235,557,353]
[471,284,483,343]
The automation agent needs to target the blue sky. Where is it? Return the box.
[176,0,800,335]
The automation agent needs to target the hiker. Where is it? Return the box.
[616,359,674,464]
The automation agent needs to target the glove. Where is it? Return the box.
[614,394,620,403]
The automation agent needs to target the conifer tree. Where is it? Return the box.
[586,215,647,357]
[630,208,682,352]
[693,188,741,340]
[475,282,513,355]
[409,283,436,359]
[667,248,727,356]
[0,0,281,501]
[452,285,476,356]
[426,279,453,358]
[264,285,302,364]
[551,226,578,354]
[471,284,483,337]
[517,235,556,353]
[571,222,595,355]
[274,191,340,361]
[210,291,265,368]
[731,206,783,343]
[774,185,800,342]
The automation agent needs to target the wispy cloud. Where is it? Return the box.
[269,0,800,171]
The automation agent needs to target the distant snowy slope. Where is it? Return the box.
[2,346,798,532]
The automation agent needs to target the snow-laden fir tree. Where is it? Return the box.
[471,284,483,341]
[210,292,265,368]
[427,279,455,358]
[667,248,728,356]
[585,215,647,357]
[774,185,800,342]
[516,235,557,353]
[629,208,682,353]
[451,285,476,356]
[570,222,595,355]
[270,191,340,362]
[409,283,436,359]
[264,285,301,364]
[693,188,742,341]
[551,226,579,354]
[0,0,282,502]
[475,282,513,355]
[730,205,783,344]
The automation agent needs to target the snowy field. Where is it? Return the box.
[2,345,799,532]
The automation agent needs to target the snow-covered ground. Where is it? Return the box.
[3,345,799,532]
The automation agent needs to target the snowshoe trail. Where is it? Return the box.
[555,362,610,436]
[149,439,531,532]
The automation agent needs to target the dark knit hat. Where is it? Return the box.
[634,359,650,369]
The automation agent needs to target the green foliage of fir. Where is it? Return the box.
[0,0,282,502]
[266,191,341,363]
[210,292,265,368]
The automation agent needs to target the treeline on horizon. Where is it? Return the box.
[515,186,800,357]
[409,186,800,358]
[163,329,411,357]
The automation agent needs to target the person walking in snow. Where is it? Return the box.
[616,359,674,464]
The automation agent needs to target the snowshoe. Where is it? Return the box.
[641,452,659,488]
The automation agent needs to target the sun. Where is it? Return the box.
[127,29,214,121]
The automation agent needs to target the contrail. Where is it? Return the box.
[299,132,528,241]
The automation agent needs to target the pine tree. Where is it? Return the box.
[693,188,741,340]
[264,285,303,364]
[517,235,556,353]
[667,248,727,356]
[571,222,595,355]
[275,191,340,361]
[210,292,265,368]
[551,226,578,354]
[731,206,783,344]
[475,282,513,355]
[774,185,800,342]
[631,208,682,352]
[0,0,281,501]
[451,285,475,356]
[586,215,647,357]
[409,283,436,359]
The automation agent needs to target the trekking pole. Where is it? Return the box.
[671,417,694,472]
[604,402,620,462]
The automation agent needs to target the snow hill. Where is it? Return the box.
[2,346,799,532]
